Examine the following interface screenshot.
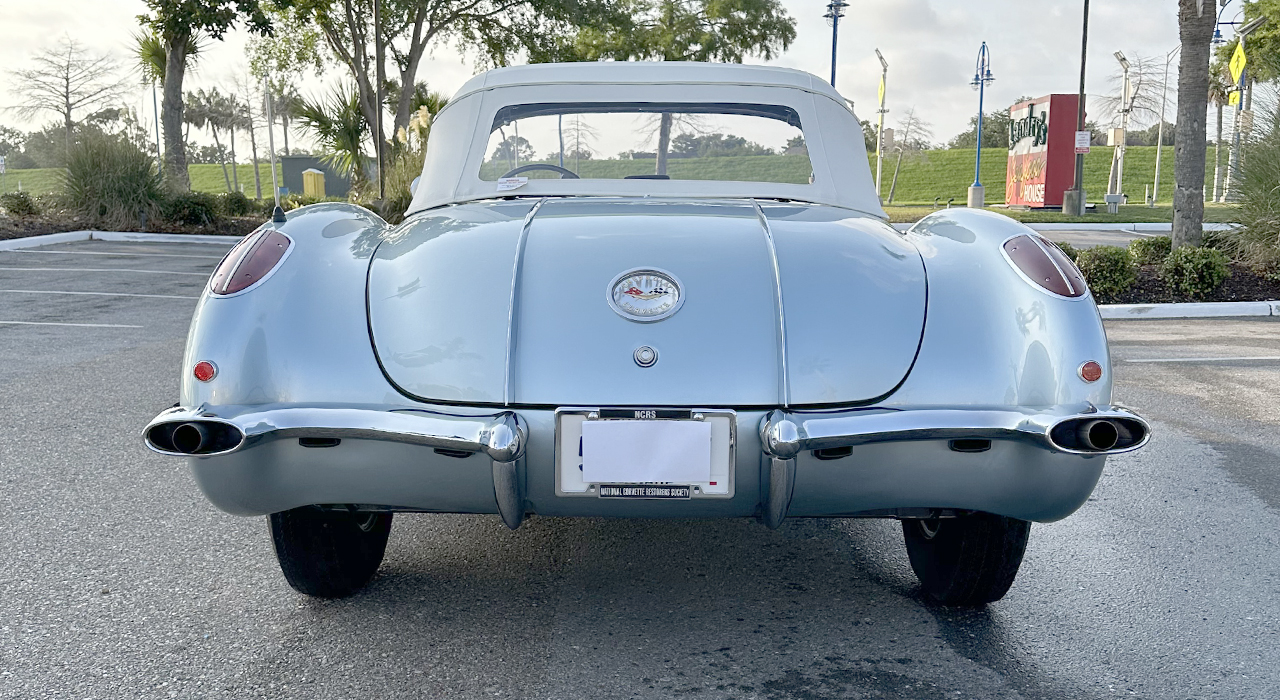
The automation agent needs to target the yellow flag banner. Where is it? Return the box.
[878,76,886,105]
[1230,42,1247,85]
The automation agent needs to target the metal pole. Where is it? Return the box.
[875,50,888,199]
[264,78,284,223]
[1117,62,1130,199]
[1065,0,1090,216]
[829,10,838,85]
[152,81,163,170]
[1152,47,1176,206]
[969,42,992,208]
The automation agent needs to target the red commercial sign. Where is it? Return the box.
[1006,94,1081,208]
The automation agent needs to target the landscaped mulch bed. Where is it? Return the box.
[1109,262,1280,304]
[0,215,261,241]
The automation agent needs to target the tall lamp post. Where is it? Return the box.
[824,1,848,87]
[1064,0,1090,217]
[1109,51,1131,199]
[874,49,888,199]
[968,42,995,209]
[1151,46,1179,207]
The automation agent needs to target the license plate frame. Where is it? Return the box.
[554,408,736,499]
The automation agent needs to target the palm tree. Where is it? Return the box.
[1208,58,1232,203]
[186,88,232,191]
[297,84,369,188]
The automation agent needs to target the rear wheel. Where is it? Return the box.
[269,507,393,598]
[901,512,1030,606]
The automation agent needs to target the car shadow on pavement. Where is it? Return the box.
[238,514,1092,700]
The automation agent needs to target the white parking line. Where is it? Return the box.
[0,267,208,276]
[0,321,143,328]
[2,249,223,259]
[0,289,200,300]
[1125,356,1280,363]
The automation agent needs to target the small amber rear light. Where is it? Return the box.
[193,361,217,382]
[1079,361,1103,383]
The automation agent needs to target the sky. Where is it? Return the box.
[0,0,1207,153]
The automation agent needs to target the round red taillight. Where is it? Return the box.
[193,361,217,382]
[1079,361,1103,383]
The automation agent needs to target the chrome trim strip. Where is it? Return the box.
[143,405,527,462]
[504,198,546,405]
[760,405,1150,457]
[751,199,790,407]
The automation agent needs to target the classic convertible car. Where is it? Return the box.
[145,62,1148,606]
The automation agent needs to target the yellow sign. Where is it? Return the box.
[1230,42,1247,84]
[878,76,885,105]
[1229,90,1241,106]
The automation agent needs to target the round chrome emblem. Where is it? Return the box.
[634,345,658,367]
[607,268,684,322]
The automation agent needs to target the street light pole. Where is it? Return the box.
[1109,52,1130,199]
[874,49,888,199]
[1151,46,1179,207]
[968,42,994,208]
[824,1,848,87]
[1064,0,1090,217]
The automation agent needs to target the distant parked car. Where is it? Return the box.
[145,62,1148,606]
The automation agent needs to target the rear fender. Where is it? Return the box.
[181,203,394,408]
[891,209,1111,410]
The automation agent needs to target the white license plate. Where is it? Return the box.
[556,409,735,498]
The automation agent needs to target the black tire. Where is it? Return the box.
[269,507,393,598]
[902,512,1030,606]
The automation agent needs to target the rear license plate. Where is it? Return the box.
[598,484,691,499]
[555,409,736,498]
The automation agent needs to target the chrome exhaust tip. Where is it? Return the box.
[145,419,244,456]
[1077,419,1120,451]
[172,422,210,454]
[1049,414,1149,454]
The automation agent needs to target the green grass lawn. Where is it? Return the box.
[883,202,1241,224]
[4,146,1237,227]
[2,163,282,197]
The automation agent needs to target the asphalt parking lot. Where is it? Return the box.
[1,238,1277,700]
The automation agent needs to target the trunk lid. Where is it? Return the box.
[367,199,925,407]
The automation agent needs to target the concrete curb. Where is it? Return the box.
[0,230,240,250]
[1099,301,1280,319]
[3,230,1274,321]
[892,222,1238,233]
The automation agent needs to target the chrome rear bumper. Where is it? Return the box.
[760,405,1150,459]
[144,405,526,462]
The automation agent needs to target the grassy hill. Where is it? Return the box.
[4,146,1228,210]
[1,163,282,197]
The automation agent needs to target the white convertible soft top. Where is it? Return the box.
[406,62,884,218]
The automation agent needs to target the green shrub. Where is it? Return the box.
[60,135,163,229]
[1052,241,1081,262]
[218,191,253,217]
[1075,245,1138,303]
[162,191,222,226]
[1,191,41,217]
[1128,235,1172,265]
[1227,128,1280,267]
[1159,246,1230,300]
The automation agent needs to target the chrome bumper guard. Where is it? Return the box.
[144,405,529,529]
[143,405,527,462]
[756,405,1149,529]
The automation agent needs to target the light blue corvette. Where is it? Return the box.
[145,62,1148,605]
